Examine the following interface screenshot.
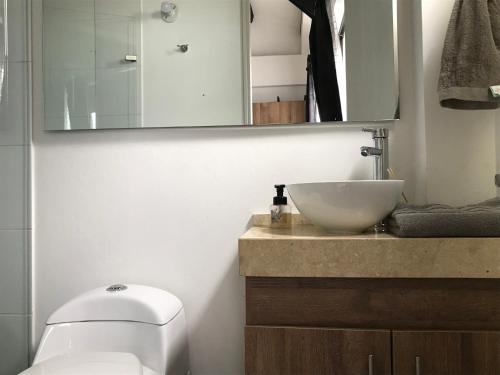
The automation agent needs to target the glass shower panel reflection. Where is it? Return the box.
[43,0,142,130]
[95,0,142,128]
[43,0,96,130]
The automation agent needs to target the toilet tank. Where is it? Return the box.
[34,285,189,375]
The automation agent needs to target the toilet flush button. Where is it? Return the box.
[106,284,128,292]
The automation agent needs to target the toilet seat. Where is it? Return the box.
[19,352,160,375]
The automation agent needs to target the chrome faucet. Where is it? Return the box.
[361,128,389,180]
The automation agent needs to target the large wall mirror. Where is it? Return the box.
[41,0,398,130]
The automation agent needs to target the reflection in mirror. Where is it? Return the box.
[43,0,248,130]
[251,0,399,125]
[41,0,398,130]
[43,0,143,129]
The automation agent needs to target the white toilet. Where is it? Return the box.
[20,284,190,375]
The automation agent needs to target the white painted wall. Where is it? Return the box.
[31,127,373,374]
[251,13,310,103]
[251,55,307,103]
[250,0,302,56]
[251,54,307,87]
[251,54,307,102]
[31,1,499,375]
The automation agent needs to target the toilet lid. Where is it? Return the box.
[19,352,154,375]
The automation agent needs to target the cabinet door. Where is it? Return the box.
[245,326,391,375]
[393,331,500,375]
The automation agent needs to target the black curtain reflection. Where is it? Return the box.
[289,0,315,18]
[292,0,342,122]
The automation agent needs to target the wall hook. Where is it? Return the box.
[177,44,189,53]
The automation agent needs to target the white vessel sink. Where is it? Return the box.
[287,180,404,234]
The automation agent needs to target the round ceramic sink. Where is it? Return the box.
[287,180,404,234]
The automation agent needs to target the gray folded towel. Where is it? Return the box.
[388,198,500,238]
[438,0,500,109]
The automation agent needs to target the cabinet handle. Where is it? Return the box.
[368,354,374,375]
[415,356,421,375]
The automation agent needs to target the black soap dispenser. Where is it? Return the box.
[270,185,292,228]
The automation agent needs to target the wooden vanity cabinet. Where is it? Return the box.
[393,331,500,375]
[246,326,391,375]
[244,277,500,375]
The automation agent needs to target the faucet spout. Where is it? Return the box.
[360,128,389,180]
[360,128,391,233]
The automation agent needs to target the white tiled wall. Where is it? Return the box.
[0,147,28,229]
[0,231,29,314]
[0,63,30,146]
[0,0,31,373]
[0,315,29,375]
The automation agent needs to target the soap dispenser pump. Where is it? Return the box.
[270,185,292,228]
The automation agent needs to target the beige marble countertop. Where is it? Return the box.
[239,218,500,278]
